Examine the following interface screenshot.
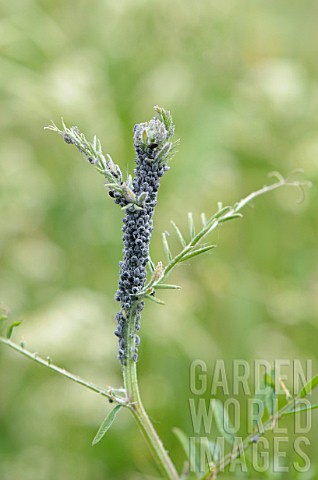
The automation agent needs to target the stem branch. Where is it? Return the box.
[141,176,310,293]
[0,336,126,404]
[200,396,302,479]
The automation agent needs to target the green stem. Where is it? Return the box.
[140,176,310,295]
[200,396,301,480]
[0,336,125,403]
[123,310,179,480]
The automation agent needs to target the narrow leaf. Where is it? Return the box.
[283,403,318,416]
[92,405,123,445]
[134,287,154,297]
[127,174,133,188]
[104,182,119,188]
[155,284,181,290]
[218,213,243,223]
[200,212,207,227]
[144,294,165,305]
[208,439,221,462]
[137,192,148,205]
[265,389,276,416]
[188,212,195,238]
[170,221,187,247]
[180,245,216,262]
[299,375,318,398]
[6,321,21,339]
[264,371,276,390]
[212,399,235,445]
[147,257,155,273]
[174,432,200,474]
[172,427,190,460]
[162,233,172,262]
[264,370,277,416]
[206,206,232,225]
[252,371,277,419]
[121,203,133,211]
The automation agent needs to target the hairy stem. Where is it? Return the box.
[0,336,125,404]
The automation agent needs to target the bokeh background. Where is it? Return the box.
[0,0,317,479]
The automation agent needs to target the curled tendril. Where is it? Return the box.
[268,170,285,183]
[268,170,311,204]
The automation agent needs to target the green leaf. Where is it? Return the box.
[155,284,181,290]
[6,321,21,339]
[264,371,277,416]
[173,429,203,474]
[208,439,221,462]
[92,405,123,445]
[299,375,318,398]
[180,245,216,262]
[104,182,122,190]
[121,203,134,211]
[162,233,172,262]
[265,389,276,416]
[264,371,276,390]
[212,399,235,445]
[203,206,232,230]
[188,212,195,238]
[209,206,232,222]
[144,294,165,305]
[283,403,318,416]
[137,191,148,205]
[201,212,207,227]
[147,257,155,273]
[170,221,187,247]
[172,427,190,460]
[252,371,277,419]
[218,213,243,223]
[142,128,148,144]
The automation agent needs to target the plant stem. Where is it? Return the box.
[123,310,179,480]
[0,336,125,404]
[200,396,301,480]
[138,176,311,295]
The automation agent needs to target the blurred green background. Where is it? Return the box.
[0,0,317,479]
